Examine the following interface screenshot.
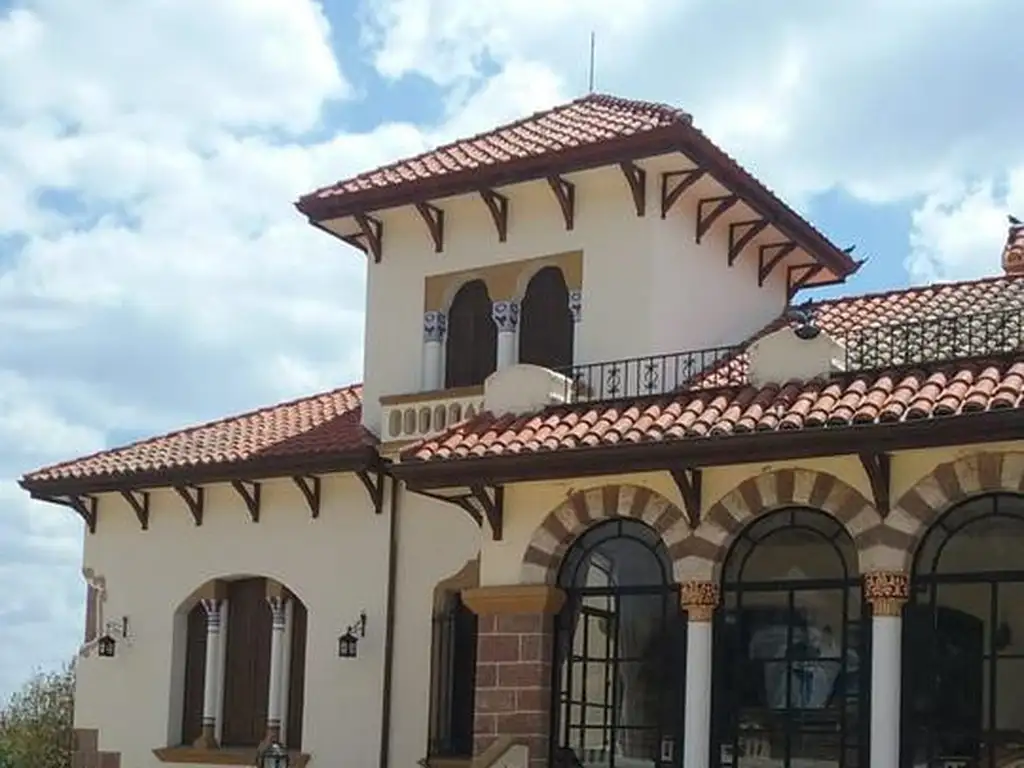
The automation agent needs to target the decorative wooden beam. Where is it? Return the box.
[54,494,98,534]
[479,189,509,242]
[415,202,445,253]
[859,452,891,516]
[293,474,322,519]
[357,469,385,515]
[695,195,739,243]
[660,168,705,219]
[669,468,702,529]
[619,162,647,217]
[231,480,262,523]
[415,484,504,540]
[727,219,769,266]
[546,175,576,231]
[174,484,204,527]
[121,490,150,531]
[339,232,367,253]
[757,241,797,286]
[787,263,825,299]
[354,213,383,263]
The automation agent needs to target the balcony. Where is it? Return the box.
[381,386,486,444]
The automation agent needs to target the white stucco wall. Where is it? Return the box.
[74,475,480,768]
[357,153,795,436]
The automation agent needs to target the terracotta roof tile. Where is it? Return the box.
[403,274,1024,463]
[21,384,369,489]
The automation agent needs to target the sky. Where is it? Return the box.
[0,0,1023,699]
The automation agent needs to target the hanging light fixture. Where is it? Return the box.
[337,611,367,659]
[254,740,290,768]
[97,617,130,658]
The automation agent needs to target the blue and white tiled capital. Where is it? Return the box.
[492,300,520,332]
[423,310,447,343]
[569,289,583,323]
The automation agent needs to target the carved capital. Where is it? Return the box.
[491,300,519,333]
[423,310,447,343]
[266,595,288,627]
[680,580,720,622]
[863,570,909,617]
[568,289,582,323]
[200,598,223,631]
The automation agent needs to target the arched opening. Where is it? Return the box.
[902,493,1024,768]
[552,518,685,768]
[713,508,867,768]
[519,266,574,371]
[445,279,497,388]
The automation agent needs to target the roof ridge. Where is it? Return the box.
[808,271,1024,311]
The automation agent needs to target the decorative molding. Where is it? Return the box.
[415,201,445,253]
[423,310,447,343]
[491,300,520,333]
[680,580,720,622]
[568,289,582,323]
[863,571,909,617]
[461,584,566,616]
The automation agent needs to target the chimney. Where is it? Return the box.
[1003,215,1024,275]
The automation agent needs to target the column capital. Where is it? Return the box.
[863,570,910,616]
[568,289,582,323]
[491,300,519,332]
[423,310,447,343]
[199,598,224,628]
[680,580,720,622]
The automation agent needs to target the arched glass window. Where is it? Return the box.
[553,518,685,768]
[713,508,867,768]
[445,279,497,388]
[520,266,574,371]
[902,493,1024,768]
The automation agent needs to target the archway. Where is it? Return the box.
[712,507,867,768]
[552,518,686,768]
[901,492,1024,768]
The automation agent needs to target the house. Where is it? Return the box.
[19,93,1024,768]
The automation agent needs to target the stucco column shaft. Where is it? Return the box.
[264,593,289,745]
[423,310,446,391]
[681,581,719,768]
[569,290,582,365]
[194,598,223,749]
[492,301,519,370]
[865,571,909,768]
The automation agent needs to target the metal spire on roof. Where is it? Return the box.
[588,31,596,93]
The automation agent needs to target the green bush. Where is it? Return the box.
[0,662,75,768]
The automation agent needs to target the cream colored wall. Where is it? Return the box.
[359,153,792,436]
[74,475,480,768]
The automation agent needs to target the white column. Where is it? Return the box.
[865,571,909,768]
[214,599,229,744]
[492,300,519,369]
[264,592,289,744]
[681,581,719,768]
[569,289,582,365]
[279,599,295,745]
[422,310,446,390]
[195,597,223,748]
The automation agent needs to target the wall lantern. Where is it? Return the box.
[255,740,290,768]
[337,611,367,659]
[97,617,131,658]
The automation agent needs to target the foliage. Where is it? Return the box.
[0,662,75,768]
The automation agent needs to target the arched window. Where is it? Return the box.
[179,577,308,749]
[713,508,867,768]
[445,279,497,388]
[519,266,574,371]
[903,493,1024,768]
[553,518,685,768]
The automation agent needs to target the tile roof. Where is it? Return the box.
[21,384,370,490]
[403,274,1024,463]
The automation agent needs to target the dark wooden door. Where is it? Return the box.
[445,279,497,388]
[519,266,573,371]
[180,602,208,745]
[221,578,272,747]
[286,599,307,749]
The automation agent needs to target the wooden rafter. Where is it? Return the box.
[669,468,702,529]
[357,468,385,515]
[354,214,383,263]
[479,189,509,242]
[55,494,98,535]
[546,175,576,231]
[859,452,891,516]
[174,484,204,527]
[619,162,647,217]
[293,475,322,519]
[727,219,769,266]
[695,195,738,243]
[660,168,705,219]
[231,480,262,523]
[121,490,150,531]
[415,202,445,253]
[757,242,797,286]
[787,263,825,299]
[415,484,505,540]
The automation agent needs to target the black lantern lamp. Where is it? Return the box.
[97,617,130,658]
[255,740,289,768]
[337,611,367,659]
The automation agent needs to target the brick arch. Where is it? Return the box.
[673,468,883,583]
[875,451,1024,572]
[519,484,691,585]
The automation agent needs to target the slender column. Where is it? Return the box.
[264,588,289,745]
[865,571,909,768]
[492,300,519,370]
[569,290,582,365]
[214,599,229,744]
[194,597,224,749]
[681,580,720,768]
[422,310,446,390]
